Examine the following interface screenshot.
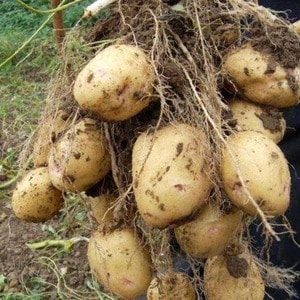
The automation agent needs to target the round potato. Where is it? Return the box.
[147,271,196,300]
[89,193,115,224]
[175,204,243,258]
[132,123,212,228]
[32,110,72,167]
[223,44,300,108]
[73,44,155,121]
[12,167,63,222]
[221,131,290,216]
[204,250,265,300]
[87,226,152,299]
[228,98,286,143]
[48,118,111,192]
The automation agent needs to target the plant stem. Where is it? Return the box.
[51,0,65,55]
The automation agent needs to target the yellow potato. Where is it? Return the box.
[221,131,290,216]
[175,204,243,258]
[87,226,152,299]
[147,271,196,300]
[12,167,63,222]
[132,123,212,228]
[229,98,286,143]
[89,193,115,224]
[48,118,111,192]
[223,44,300,108]
[204,251,265,300]
[73,44,155,121]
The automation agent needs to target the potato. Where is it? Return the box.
[175,204,243,258]
[221,131,290,216]
[132,123,212,228]
[73,44,155,121]
[204,250,265,300]
[32,110,72,167]
[223,44,300,108]
[228,98,286,143]
[87,226,152,299]
[48,118,111,192]
[147,271,196,300]
[89,193,115,224]
[12,167,63,222]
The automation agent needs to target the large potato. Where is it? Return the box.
[132,123,212,228]
[223,44,300,108]
[147,271,196,300]
[48,118,111,192]
[87,226,152,299]
[33,110,72,167]
[73,44,155,121]
[221,131,290,216]
[204,250,265,300]
[175,204,243,258]
[229,98,286,143]
[12,167,63,222]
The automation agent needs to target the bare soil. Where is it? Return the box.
[0,199,91,298]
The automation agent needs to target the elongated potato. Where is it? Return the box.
[204,250,265,300]
[175,204,243,258]
[221,131,290,216]
[223,44,300,108]
[73,44,155,121]
[87,226,152,299]
[48,118,111,192]
[12,167,63,222]
[132,123,212,228]
[147,271,196,300]
[228,98,286,143]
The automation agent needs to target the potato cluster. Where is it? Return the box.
[11,12,300,300]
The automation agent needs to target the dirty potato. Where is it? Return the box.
[132,123,212,228]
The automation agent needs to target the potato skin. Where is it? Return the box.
[204,252,265,300]
[132,124,212,228]
[48,118,111,192]
[229,98,286,143]
[221,131,290,216]
[12,167,63,222]
[147,271,196,300]
[73,44,155,121]
[87,227,152,299]
[223,44,300,108]
[175,204,243,258]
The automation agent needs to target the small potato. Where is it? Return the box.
[73,44,155,121]
[89,193,115,224]
[228,98,286,143]
[204,250,265,300]
[175,204,243,258]
[32,111,72,167]
[223,44,300,108]
[12,167,63,222]
[48,118,111,192]
[147,271,196,300]
[87,226,152,299]
[221,131,290,216]
[132,123,212,228]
